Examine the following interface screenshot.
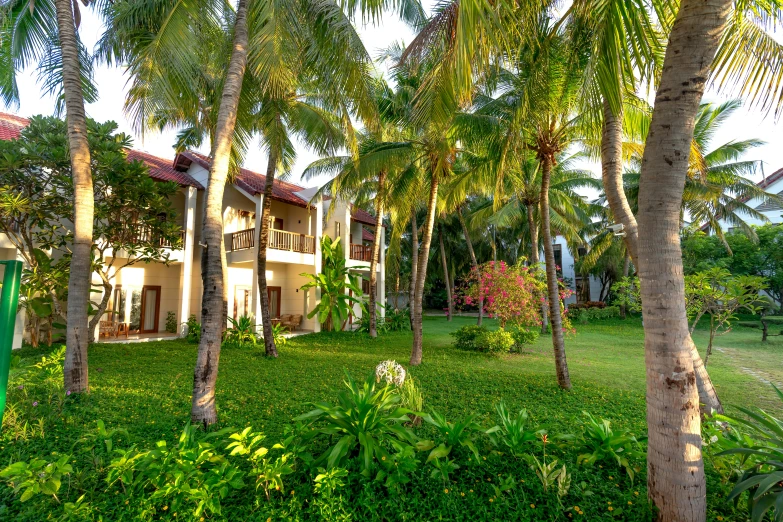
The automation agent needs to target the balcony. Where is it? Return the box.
[230,227,315,254]
[129,225,185,249]
[349,244,377,262]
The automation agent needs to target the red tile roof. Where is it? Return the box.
[759,167,783,190]
[362,228,375,242]
[0,112,29,140]
[126,149,203,189]
[0,112,202,189]
[174,151,312,208]
[351,205,379,226]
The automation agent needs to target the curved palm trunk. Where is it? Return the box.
[526,202,549,334]
[457,206,482,325]
[438,224,453,321]
[368,172,386,338]
[637,0,731,517]
[55,0,93,393]
[409,209,418,328]
[602,96,723,415]
[88,277,114,344]
[258,147,280,357]
[539,157,571,390]
[410,177,439,366]
[191,0,249,427]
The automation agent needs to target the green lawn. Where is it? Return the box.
[1,316,779,521]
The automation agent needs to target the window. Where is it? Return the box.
[111,285,126,322]
[577,246,587,257]
[575,277,590,303]
[273,218,284,230]
[553,244,563,276]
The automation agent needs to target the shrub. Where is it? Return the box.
[223,315,259,348]
[569,305,620,323]
[510,326,539,350]
[165,311,177,333]
[385,308,410,331]
[451,324,488,351]
[398,377,424,426]
[714,385,783,522]
[295,372,417,478]
[475,328,515,355]
[184,314,201,343]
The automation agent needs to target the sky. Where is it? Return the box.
[9,6,783,192]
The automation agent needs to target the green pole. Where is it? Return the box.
[0,260,22,424]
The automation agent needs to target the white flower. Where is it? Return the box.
[710,435,719,443]
[375,360,406,387]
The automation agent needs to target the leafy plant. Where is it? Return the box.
[422,409,483,461]
[268,322,288,347]
[312,467,350,520]
[75,419,129,471]
[0,455,73,502]
[398,377,424,426]
[510,326,539,350]
[295,372,417,477]
[183,314,201,343]
[486,401,545,457]
[475,328,515,355]
[384,307,410,331]
[226,427,294,500]
[223,315,259,348]
[451,324,488,351]
[716,385,783,522]
[165,311,177,333]
[356,310,389,334]
[300,236,366,331]
[106,424,244,518]
[562,412,646,482]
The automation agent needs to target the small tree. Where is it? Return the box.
[458,261,547,329]
[0,116,183,342]
[611,277,642,319]
[685,268,767,364]
[300,236,365,331]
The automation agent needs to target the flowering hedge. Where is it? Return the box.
[458,261,547,328]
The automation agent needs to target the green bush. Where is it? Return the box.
[569,305,620,323]
[511,326,539,350]
[475,328,515,355]
[183,314,201,343]
[165,311,177,334]
[451,324,488,350]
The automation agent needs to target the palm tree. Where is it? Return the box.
[623,100,782,250]
[0,0,102,393]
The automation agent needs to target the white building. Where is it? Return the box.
[0,114,384,347]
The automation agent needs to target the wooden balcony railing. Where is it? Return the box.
[230,227,315,255]
[350,244,376,262]
[130,225,185,249]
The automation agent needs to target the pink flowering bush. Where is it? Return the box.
[458,261,546,328]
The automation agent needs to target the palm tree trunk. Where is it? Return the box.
[409,209,418,328]
[602,94,723,415]
[636,0,730,516]
[601,100,639,262]
[55,0,93,394]
[368,171,386,338]
[539,157,571,390]
[258,146,280,357]
[439,223,453,321]
[410,177,439,366]
[457,206,482,325]
[527,202,549,334]
[620,252,630,319]
[191,0,249,427]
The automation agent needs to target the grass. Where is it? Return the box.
[1,316,779,520]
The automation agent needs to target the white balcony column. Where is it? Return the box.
[379,224,386,319]
[313,196,324,333]
[178,186,197,335]
[250,195,264,327]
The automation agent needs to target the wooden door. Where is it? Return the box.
[140,285,161,333]
[234,286,251,319]
[267,286,281,319]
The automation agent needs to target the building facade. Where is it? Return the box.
[0,114,384,347]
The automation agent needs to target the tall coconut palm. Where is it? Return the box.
[0,0,103,393]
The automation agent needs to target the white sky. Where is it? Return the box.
[8,7,783,191]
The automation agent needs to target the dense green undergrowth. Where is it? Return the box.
[0,316,779,521]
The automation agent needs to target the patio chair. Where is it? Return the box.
[281,314,302,331]
[99,320,117,339]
